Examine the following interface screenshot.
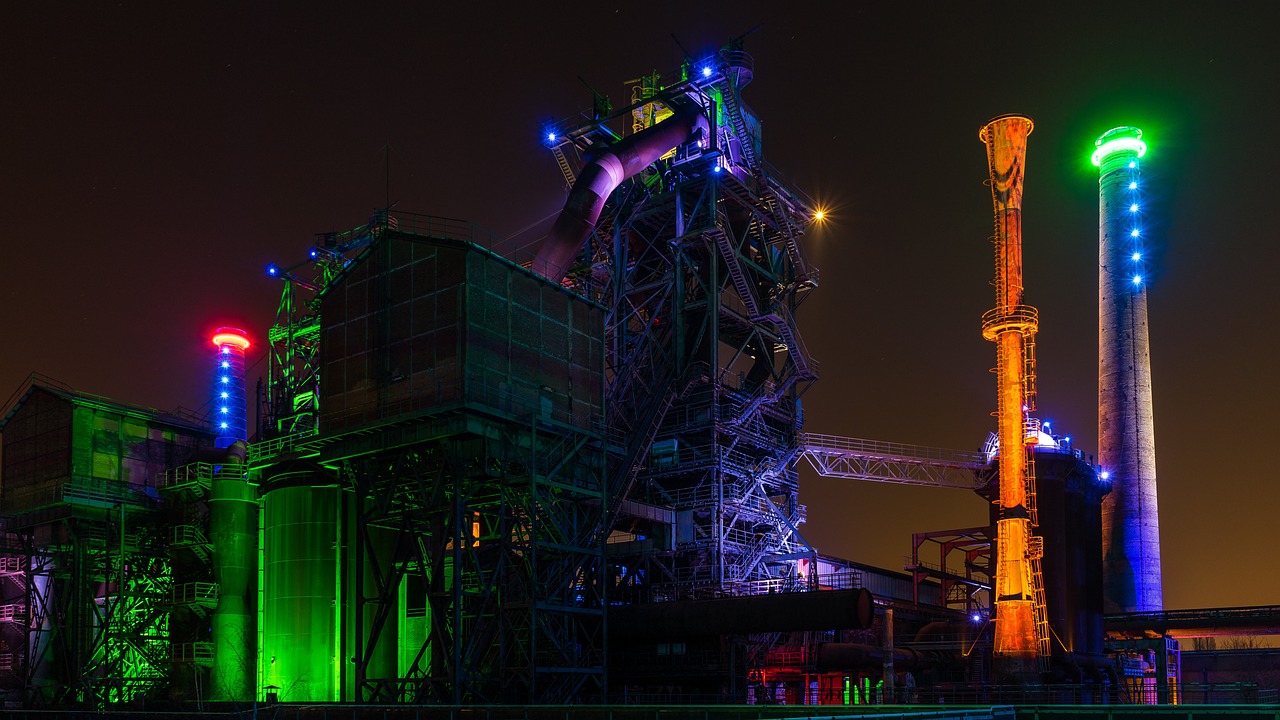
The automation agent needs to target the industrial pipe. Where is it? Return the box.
[608,587,873,641]
[532,103,709,282]
[815,643,932,672]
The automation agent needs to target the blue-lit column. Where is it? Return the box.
[1093,127,1162,613]
[211,327,251,448]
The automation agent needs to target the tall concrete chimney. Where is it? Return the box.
[1093,126,1162,613]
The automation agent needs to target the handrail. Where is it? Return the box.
[800,433,987,468]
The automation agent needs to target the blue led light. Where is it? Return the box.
[1132,275,1143,285]
[309,248,318,259]
[1100,471,1111,480]
[1130,204,1139,212]
[547,132,556,142]
[221,361,229,368]
[221,377,229,383]
[1129,161,1136,168]
[701,66,712,78]
[220,422,228,429]
[222,347,231,354]
[220,407,228,414]
[1132,252,1142,261]
[267,264,278,276]
[1063,436,1071,443]
[1130,229,1140,237]
[220,392,228,399]
[713,165,721,173]
[971,613,981,623]
[1129,182,1138,189]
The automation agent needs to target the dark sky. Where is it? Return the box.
[4,2,1278,610]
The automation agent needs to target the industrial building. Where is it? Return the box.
[0,43,1276,712]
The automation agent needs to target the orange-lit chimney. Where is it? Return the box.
[979,115,1048,679]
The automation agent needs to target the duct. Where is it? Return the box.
[815,643,932,672]
[608,587,873,641]
[532,103,709,282]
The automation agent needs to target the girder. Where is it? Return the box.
[797,432,986,489]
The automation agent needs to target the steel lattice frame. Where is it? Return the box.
[553,59,821,604]
[321,405,606,703]
[19,508,172,709]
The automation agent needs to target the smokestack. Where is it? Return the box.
[211,327,250,448]
[1093,127,1162,613]
[979,114,1046,679]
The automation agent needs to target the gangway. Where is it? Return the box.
[797,432,987,489]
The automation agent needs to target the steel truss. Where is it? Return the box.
[12,502,172,708]
[551,51,821,603]
[259,223,611,704]
[326,408,606,704]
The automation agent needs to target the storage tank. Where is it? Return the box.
[259,464,341,701]
[209,456,257,701]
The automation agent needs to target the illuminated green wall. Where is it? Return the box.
[260,478,340,701]
[210,472,257,701]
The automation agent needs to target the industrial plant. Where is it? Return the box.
[0,42,1276,713]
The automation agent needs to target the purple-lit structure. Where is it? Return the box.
[1093,128,1162,614]
[210,327,250,448]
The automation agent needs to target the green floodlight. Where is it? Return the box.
[1092,126,1147,166]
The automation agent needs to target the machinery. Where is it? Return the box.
[0,40,1247,710]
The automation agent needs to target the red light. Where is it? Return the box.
[211,327,251,351]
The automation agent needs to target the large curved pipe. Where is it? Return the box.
[533,104,709,282]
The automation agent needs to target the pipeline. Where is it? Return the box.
[815,643,934,672]
[608,587,873,641]
[532,103,709,282]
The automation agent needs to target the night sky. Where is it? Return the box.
[5,3,1279,610]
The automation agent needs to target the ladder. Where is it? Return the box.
[551,145,576,189]
[718,83,758,170]
[708,226,760,318]
[1025,442,1051,666]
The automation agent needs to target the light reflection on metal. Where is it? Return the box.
[979,114,1049,675]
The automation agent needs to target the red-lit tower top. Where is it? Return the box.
[211,327,250,449]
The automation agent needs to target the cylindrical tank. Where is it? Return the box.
[1093,127,1162,613]
[209,455,258,701]
[260,465,341,702]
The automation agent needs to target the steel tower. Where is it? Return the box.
[540,46,820,607]
[979,115,1049,677]
[1093,127,1162,613]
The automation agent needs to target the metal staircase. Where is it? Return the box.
[708,226,760,318]
[551,145,576,188]
[717,83,758,170]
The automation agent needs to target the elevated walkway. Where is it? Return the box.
[798,433,987,489]
[1107,605,1280,638]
